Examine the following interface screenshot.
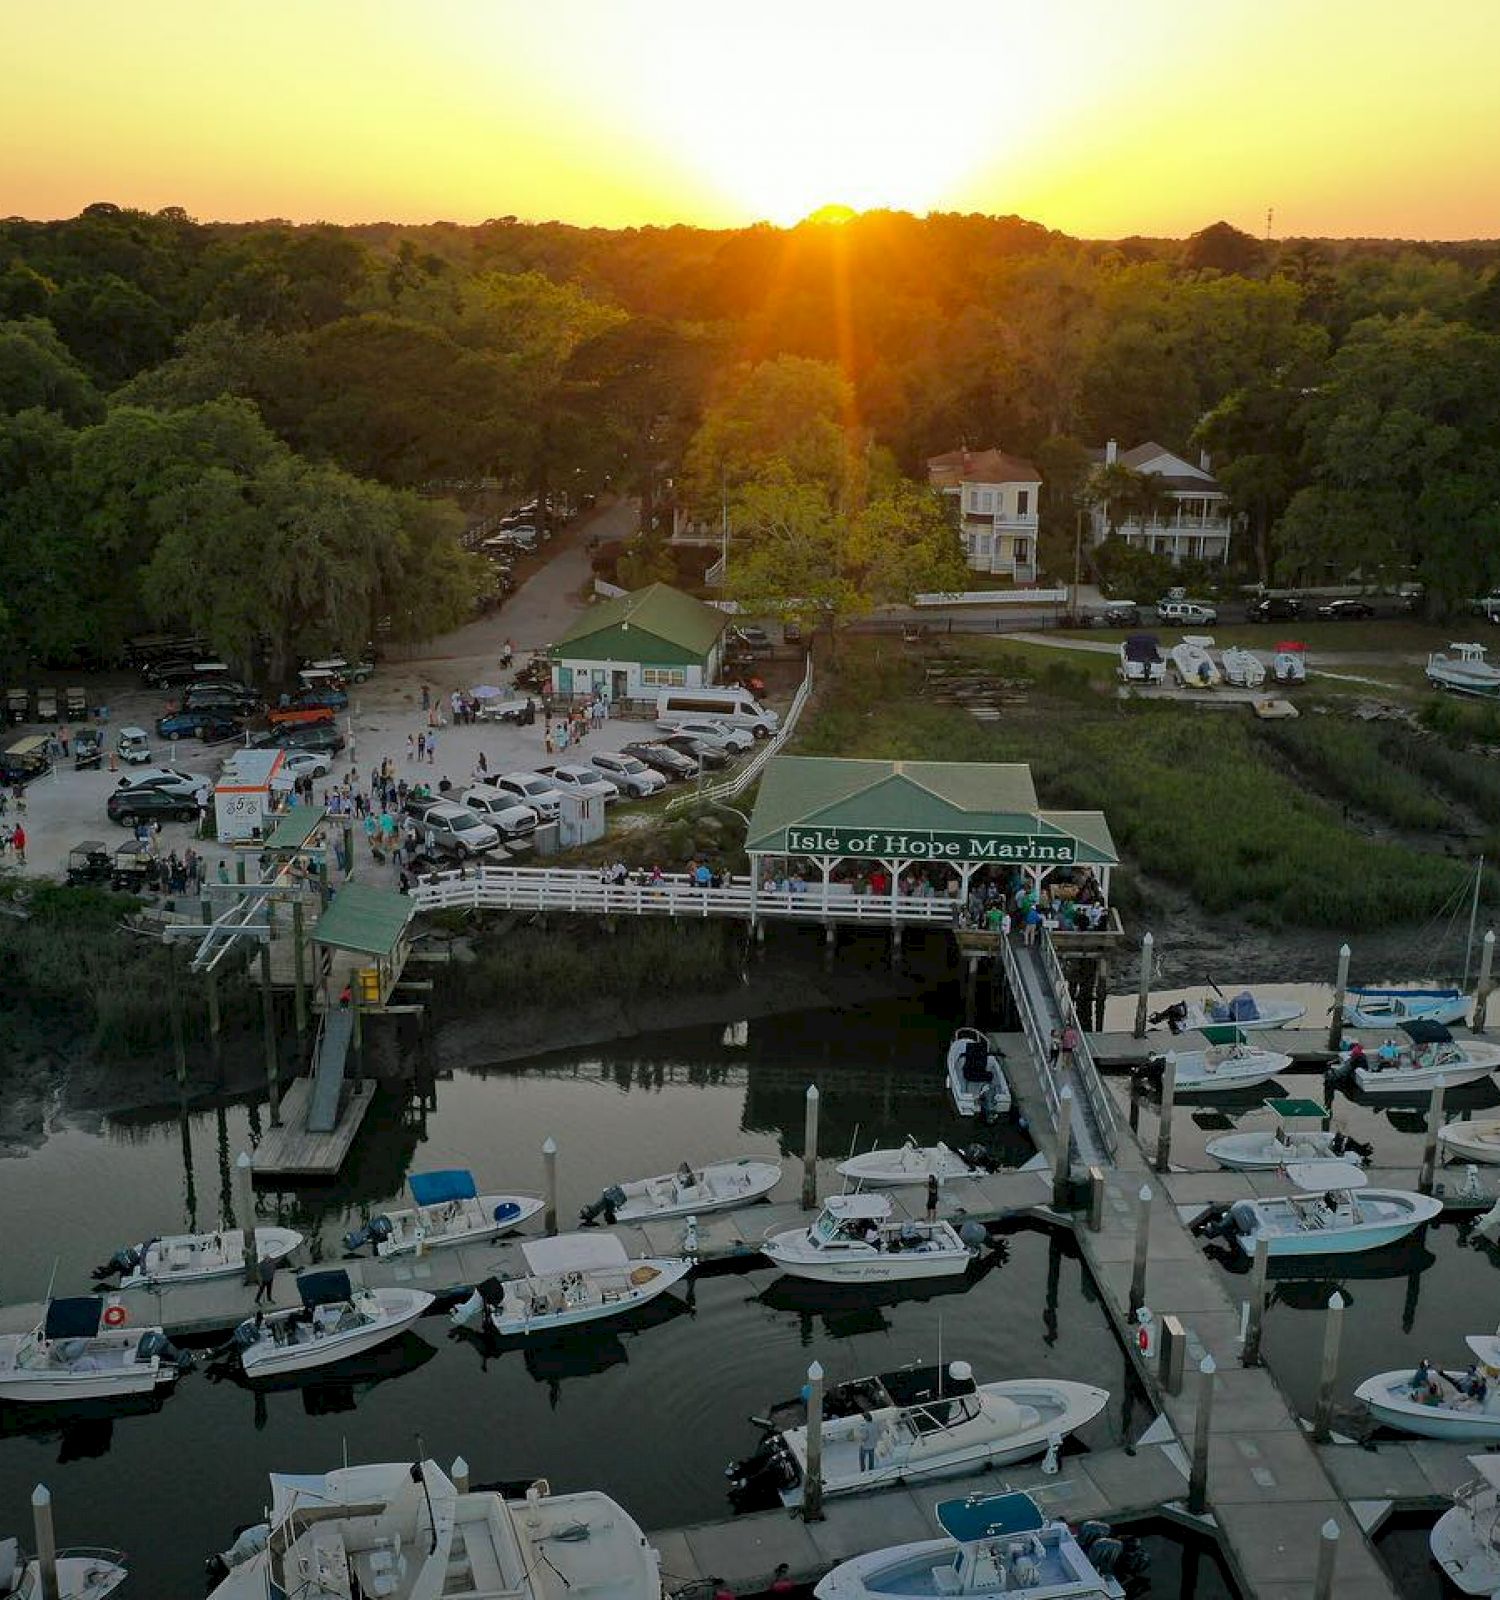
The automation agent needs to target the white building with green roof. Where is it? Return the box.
[549,582,729,702]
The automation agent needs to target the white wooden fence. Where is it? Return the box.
[913,587,1068,607]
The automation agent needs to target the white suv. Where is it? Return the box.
[1156,599,1218,625]
[494,771,563,819]
[659,718,753,754]
[589,752,666,798]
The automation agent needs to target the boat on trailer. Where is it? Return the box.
[946,1028,1011,1118]
[0,1538,126,1600]
[814,1489,1143,1599]
[1117,633,1165,685]
[728,1359,1109,1510]
[1343,986,1469,1028]
[341,1168,541,1257]
[1220,647,1266,688]
[579,1156,782,1224]
[1169,635,1220,687]
[1427,642,1500,699]
[1203,1161,1442,1258]
[1431,1454,1500,1593]
[93,1227,303,1288]
[1271,641,1307,684]
[222,1270,432,1378]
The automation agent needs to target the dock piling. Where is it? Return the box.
[167,940,187,1087]
[1159,1314,1187,1395]
[451,1457,469,1493]
[1313,1517,1340,1600]
[1154,1051,1177,1173]
[1128,1183,1152,1318]
[32,1485,58,1600]
[1328,942,1351,1051]
[1188,1354,1216,1515]
[803,1360,825,1521]
[259,943,280,1126]
[292,899,308,1037]
[1476,930,1496,1033]
[1086,1166,1105,1232]
[1132,931,1153,1039]
[235,1151,258,1284]
[543,1137,559,1236]
[1051,1086,1074,1210]
[1243,1235,1270,1366]
[1312,1292,1347,1443]
[1418,1077,1448,1195]
[801,1085,820,1210]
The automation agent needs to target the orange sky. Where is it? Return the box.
[4,0,1497,238]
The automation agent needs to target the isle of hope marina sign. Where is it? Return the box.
[784,827,1077,864]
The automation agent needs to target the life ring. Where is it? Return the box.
[1137,1325,1149,1352]
[103,1304,128,1328]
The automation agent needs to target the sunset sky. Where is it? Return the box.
[5,0,1496,238]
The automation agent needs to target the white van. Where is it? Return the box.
[656,687,778,738]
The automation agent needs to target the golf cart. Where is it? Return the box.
[112,840,161,893]
[74,727,103,770]
[66,686,88,719]
[35,688,57,721]
[117,727,152,764]
[5,689,28,725]
[66,841,114,887]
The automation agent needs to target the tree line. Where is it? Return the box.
[2,203,1498,670]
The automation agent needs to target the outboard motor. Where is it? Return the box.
[136,1329,192,1371]
[205,1522,270,1586]
[1330,1130,1374,1165]
[342,1215,395,1254]
[91,1243,146,1282]
[959,1220,990,1252]
[725,1436,799,1510]
[1324,1054,1356,1092]
[1130,1054,1166,1087]
[580,1184,627,1226]
[1201,1200,1258,1245]
[1147,1001,1189,1034]
[961,1143,998,1174]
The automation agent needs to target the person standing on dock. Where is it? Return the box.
[926,1174,939,1222]
[254,1256,278,1305]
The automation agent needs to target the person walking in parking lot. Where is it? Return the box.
[10,822,23,865]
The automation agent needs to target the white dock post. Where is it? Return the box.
[803,1360,825,1521]
[1243,1235,1270,1366]
[1051,1086,1074,1210]
[1328,942,1351,1051]
[1476,930,1496,1032]
[1313,1517,1340,1600]
[542,1137,558,1236]
[451,1456,469,1493]
[1128,1183,1152,1318]
[1187,1355,1216,1515]
[801,1085,820,1210]
[1312,1292,1347,1443]
[235,1150,258,1284]
[1132,932,1154,1039]
[32,1485,59,1600]
[1154,1051,1178,1173]
[1419,1077,1448,1195]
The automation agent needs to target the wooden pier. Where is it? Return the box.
[250,1076,377,1179]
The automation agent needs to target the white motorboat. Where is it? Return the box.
[815,1489,1141,1599]
[0,1297,190,1403]
[1169,635,1220,687]
[93,1226,304,1288]
[1205,1097,1372,1171]
[1139,1043,1292,1094]
[0,1539,127,1600]
[837,1137,991,1187]
[1271,640,1307,684]
[1340,1025,1500,1094]
[1343,986,1469,1028]
[946,1028,1011,1118]
[762,1194,978,1284]
[205,1457,661,1600]
[1117,633,1165,685]
[1220,647,1266,688]
[1356,1349,1500,1441]
[223,1271,432,1378]
[448,1233,690,1337]
[1205,1161,1442,1258]
[1431,1454,1500,1594]
[1180,990,1306,1031]
[728,1360,1109,1510]
[1440,1118,1500,1165]
[579,1156,782,1224]
[1428,642,1500,699]
[341,1169,541,1256]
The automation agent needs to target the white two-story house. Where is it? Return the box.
[1084,440,1234,564]
[927,448,1041,582]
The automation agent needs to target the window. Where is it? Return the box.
[977,532,993,557]
[1016,489,1030,517]
[641,668,687,688]
[979,489,994,513]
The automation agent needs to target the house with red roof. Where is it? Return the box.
[926,447,1042,581]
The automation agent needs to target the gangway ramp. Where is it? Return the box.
[307,1008,353,1133]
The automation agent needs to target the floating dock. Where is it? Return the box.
[250,1075,377,1179]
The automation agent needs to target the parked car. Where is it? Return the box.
[1247,596,1304,622]
[408,801,503,859]
[589,751,667,798]
[656,688,777,737]
[279,750,334,781]
[659,733,728,769]
[622,741,698,780]
[156,710,244,742]
[286,685,349,712]
[301,655,374,684]
[116,767,210,802]
[266,703,337,728]
[459,786,539,842]
[143,658,228,688]
[1095,603,1142,628]
[107,784,203,825]
[1316,598,1375,620]
[548,764,621,804]
[1155,599,1218,626]
[657,717,753,754]
[250,724,345,755]
[730,625,774,655]
[492,771,564,819]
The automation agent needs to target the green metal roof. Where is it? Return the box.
[745,755,1118,865]
[263,805,328,852]
[550,583,728,660]
[311,881,413,958]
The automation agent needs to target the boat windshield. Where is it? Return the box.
[905,1394,982,1437]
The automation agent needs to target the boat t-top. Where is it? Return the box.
[219,1270,432,1378]
[837,1137,995,1188]
[578,1155,782,1225]
[728,1359,1110,1510]
[93,1226,304,1289]
[0,1537,126,1600]
[1202,1161,1442,1258]
[814,1489,1145,1599]
[1335,1022,1500,1094]
[1431,1454,1500,1594]
[205,1457,662,1600]
[341,1169,542,1257]
[0,1296,191,1404]
[762,1194,979,1284]
[1427,642,1500,699]
[1205,1098,1372,1172]
[946,1028,1011,1119]
[1343,986,1469,1028]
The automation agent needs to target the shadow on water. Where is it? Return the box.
[204,1329,439,1424]
[1373,1508,1449,1600]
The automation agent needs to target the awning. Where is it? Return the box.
[44,1297,104,1340]
[1402,1020,1453,1044]
[312,881,413,958]
[521,1235,628,1277]
[264,804,328,852]
[408,1170,477,1206]
[937,1491,1045,1544]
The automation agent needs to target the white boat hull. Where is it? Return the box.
[1440,1120,1500,1165]
[837,1142,977,1186]
[1355,1059,1497,1095]
[761,1243,972,1283]
[1344,991,1469,1028]
[814,1532,1122,1600]
[239,1289,431,1377]
[1232,1189,1443,1257]
[1432,1502,1500,1594]
[607,1159,782,1222]
[1356,1371,1500,1440]
[946,1032,1011,1117]
[21,1556,128,1599]
[1165,1048,1292,1094]
[450,1257,691,1337]
[1205,1129,1357,1172]
[1184,996,1306,1031]
[373,1194,542,1256]
[120,1226,304,1287]
[0,1326,178,1403]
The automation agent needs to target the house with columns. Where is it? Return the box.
[1085,440,1235,564]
